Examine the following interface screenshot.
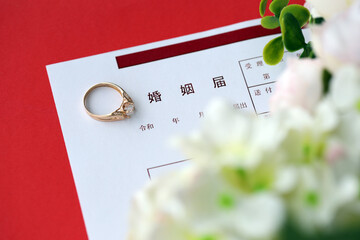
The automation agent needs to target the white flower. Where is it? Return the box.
[330,66,360,111]
[319,66,360,182]
[270,58,324,113]
[288,165,359,233]
[306,0,356,20]
[174,99,295,194]
[175,99,338,194]
[330,66,360,156]
[174,99,283,168]
[129,60,360,239]
[269,102,338,168]
[325,139,346,165]
[234,193,284,239]
[311,0,360,72]
[329,112,360,178]
[127,166,285,240]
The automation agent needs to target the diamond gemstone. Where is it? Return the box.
[124,102,134,115]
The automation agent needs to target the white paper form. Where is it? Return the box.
[46,19,309,239]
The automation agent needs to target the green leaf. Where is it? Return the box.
[269,0,290,16]
[310,16,325,25]
[322,69,332,94]
[263,36,284,65]
[300,42,316,58]
[280,4,310,27]
[259,0,268,17]
[281,13,306,52]
[261,16,280,29]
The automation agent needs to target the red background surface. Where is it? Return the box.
[0,0,303,239]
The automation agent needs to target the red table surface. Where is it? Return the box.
[0,0,304,239]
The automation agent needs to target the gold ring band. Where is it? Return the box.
[83,82,135,121]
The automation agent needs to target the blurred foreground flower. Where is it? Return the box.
[128,1,360,239]
[128,96,360,239]
[270,58,323,113]
[306,0,356,20]
[128,165,284,240]
[312,0,360,72]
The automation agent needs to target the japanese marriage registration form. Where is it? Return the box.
[46,19,310,240]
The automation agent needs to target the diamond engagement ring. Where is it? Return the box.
[83,82,135,121]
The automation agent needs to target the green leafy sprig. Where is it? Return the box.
[259,0,315,65]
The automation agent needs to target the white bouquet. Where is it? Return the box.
[127,1,360,239]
